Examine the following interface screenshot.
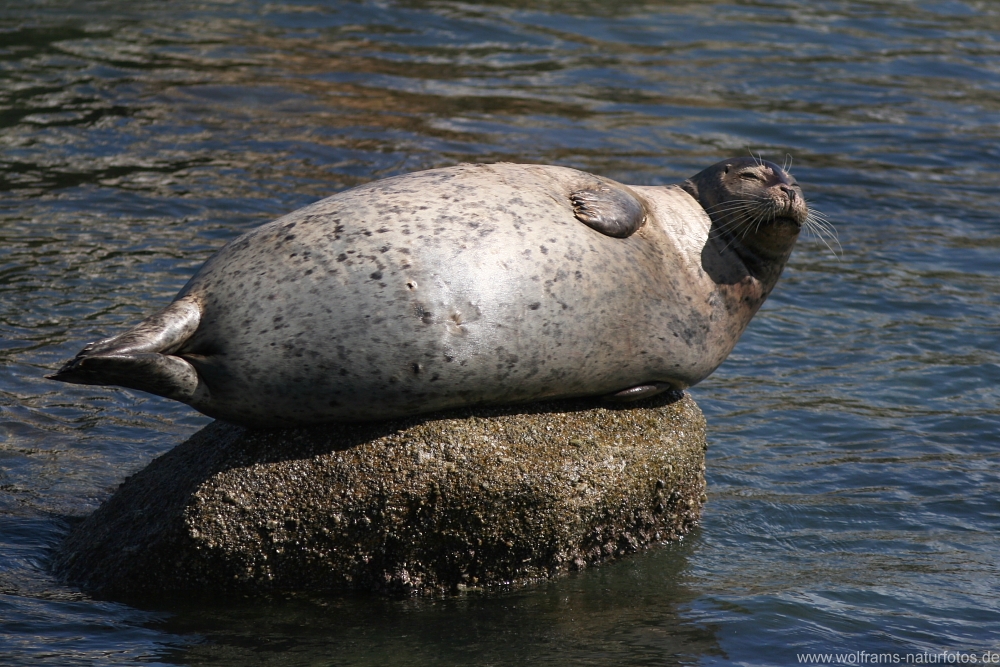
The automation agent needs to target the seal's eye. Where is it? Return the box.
[739,171,763,181]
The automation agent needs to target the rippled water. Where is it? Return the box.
[2,0,999,664]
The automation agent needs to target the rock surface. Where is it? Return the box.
[55,392,707,600]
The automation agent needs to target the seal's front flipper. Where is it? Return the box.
[47,297,208,403]
[570,183,646,238]
[605,382,673,402]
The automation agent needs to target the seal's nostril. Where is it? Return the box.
[780,185,796,201]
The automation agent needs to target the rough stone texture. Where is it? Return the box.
[55,392,706,600]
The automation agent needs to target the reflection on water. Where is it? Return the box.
[2,0,999,664]
[153,540,721,666]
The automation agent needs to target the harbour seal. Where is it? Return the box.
[49,158,808,427]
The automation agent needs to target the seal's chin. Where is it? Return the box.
[775,215,804,230]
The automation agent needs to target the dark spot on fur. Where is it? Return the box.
[413,304,435,325]
[370,271,383,280]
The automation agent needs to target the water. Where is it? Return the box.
[2,0,998,664]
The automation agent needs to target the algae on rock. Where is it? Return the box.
[56,392,707,599]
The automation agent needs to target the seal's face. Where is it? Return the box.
[683,157,807,263]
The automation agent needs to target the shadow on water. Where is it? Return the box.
[147,535,723,667]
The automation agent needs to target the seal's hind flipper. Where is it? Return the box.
[47,297,208,403]
[51,352,204,403]
[570,183,646,238]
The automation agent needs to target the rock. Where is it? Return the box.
[54,392,707,600]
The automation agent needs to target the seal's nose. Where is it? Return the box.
[780,184,797,201]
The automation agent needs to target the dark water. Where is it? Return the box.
[2,0,998,664]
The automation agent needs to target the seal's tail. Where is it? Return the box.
[47,297,207,404]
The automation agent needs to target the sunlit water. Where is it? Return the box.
[1,0,998,664]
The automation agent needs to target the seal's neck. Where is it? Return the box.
[714,229,794,287]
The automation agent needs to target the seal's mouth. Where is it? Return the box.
[776,196,809,228]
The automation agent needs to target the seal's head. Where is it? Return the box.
[682,157,807,272]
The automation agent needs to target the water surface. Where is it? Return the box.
[2,0,999,664]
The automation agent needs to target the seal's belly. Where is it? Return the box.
[178,164,728,424]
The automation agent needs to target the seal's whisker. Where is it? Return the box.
[756,210,770,235]
[711,224,746,241]
[805,212,835,233]
[713,200,774,238]
[713,208,757,237]
[715,216,749,230]
[805,220,839,244]
[709,203,761,214]
[710,201,757,217]
[804,207,835,233]
[806,209,832,224]
[748,208,769,238]
[709,204,765,226]
[711,211,747,245]
[712,206,757,223]
[802,207,841,258]
[717,206,766,249]
[705,198,761,211]
[719,233,740,252]
[707,200,753,209]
